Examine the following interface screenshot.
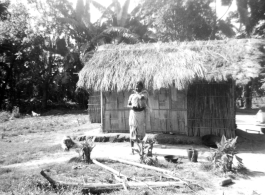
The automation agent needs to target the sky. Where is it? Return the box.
[11,0,140,23]
[11,0,237,23]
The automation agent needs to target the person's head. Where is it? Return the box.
[135,81,144,92]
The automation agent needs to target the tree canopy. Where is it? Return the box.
[0,0,265,112]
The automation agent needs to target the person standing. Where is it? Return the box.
[127,81,151,154]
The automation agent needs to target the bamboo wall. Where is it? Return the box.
[88,82,235,138]
[102,87,187,134]
[87,92,101,123]
[187,81,235,138]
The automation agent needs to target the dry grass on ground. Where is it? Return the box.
[0,158,219,195]
[0,110,88,137]
[0,110,89,166]
[0,110,262,195]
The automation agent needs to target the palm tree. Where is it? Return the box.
[48,0,96,46]
[81,0,156,57]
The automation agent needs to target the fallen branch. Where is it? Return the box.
[91,159,127,178]
[40,170,184,190]
[107,157,201,192]
[109,157,188,183]
[92,159,128,191]
[92,159,154,191]
[40,170,123,190]
[109,157,172,175]
[40,170,57,187]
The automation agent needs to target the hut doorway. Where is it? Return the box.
[187,81,235,138]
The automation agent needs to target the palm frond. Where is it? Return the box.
[95,2,115,25]
[91,0,107,13]
[86,27,139,49]
[130,4,141,17]
[103,26,130,34]
[82,0,93,31]
[52,1,74,18]
[75,0,84,23]
[103,27,140,43]
[57,17,86,33]
[112,0,121,15]
[117,0,130,27]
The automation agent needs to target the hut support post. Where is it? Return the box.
[232,80,236,138]
[100,89,104,133]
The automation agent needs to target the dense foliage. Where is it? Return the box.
[0,0,265,112]
[137,0,215,41]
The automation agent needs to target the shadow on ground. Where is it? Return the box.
[236,108,259,115]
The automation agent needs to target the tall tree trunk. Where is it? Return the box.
[2,57,15,110]
[0,65,11,109]
[236,0,250,35]
[242,81,252,109]
[41,52,53,109]
[42,81,48,109]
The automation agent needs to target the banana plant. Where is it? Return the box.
[133,136,157,166]
[79,138,96,163]
[211,135,244,173]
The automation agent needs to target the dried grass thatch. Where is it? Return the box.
[77,39,265,91]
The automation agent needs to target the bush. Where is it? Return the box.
[0,111,11,123]
[211,135,244,173]
[200,162,214,172]
[11,106,20,118]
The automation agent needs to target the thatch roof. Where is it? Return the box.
[77,39,265,91]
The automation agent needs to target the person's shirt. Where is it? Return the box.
[128,90,151,112]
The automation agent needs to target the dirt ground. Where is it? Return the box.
[1,109,265,195]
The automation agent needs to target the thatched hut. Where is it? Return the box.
[77,39,265,138]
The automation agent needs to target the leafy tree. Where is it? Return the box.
[0,0,10,20]
[252,20,265,38]
[219,0,265,108]
[34,0,145,66]
[27,0,89,109]
[0,3,30,110]
[0,1,86,112]
[75,0,145,59]
[137,0,215,42]
[220,0,265,37]
[248,0,265,37]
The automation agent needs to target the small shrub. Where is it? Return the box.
[0,111,11,123]
[134,136,157,166]
[0,168,12,175]
[11,106,21,118]
[200,162,214,171]
[77,138,96,163]
[211,135,243,173]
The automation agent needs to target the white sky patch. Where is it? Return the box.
[214,0,237,20]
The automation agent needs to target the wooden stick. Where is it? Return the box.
[163,173,188,184]
[40,170,183,189]
[92,159,127,178]
[107,157,197,191]
[127,181,184,188]
[93,159,155,191]
[41,170,123,189]
[92,159,128,191]
[109,157,172,175]
[93,159,156,191]
[40,170,57,187]
[122,177,128,191]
